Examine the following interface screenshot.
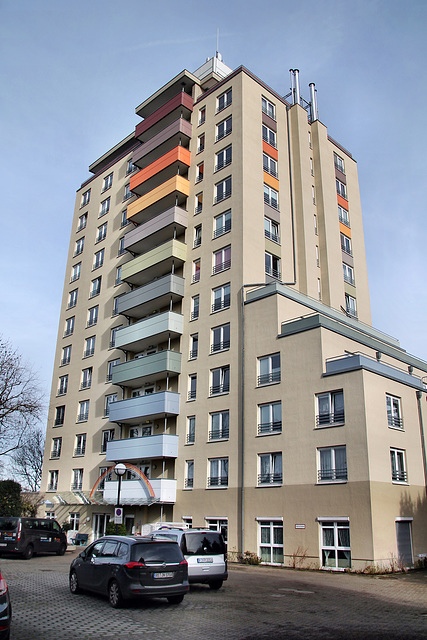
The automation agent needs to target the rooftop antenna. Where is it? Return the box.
[216,27,219,57]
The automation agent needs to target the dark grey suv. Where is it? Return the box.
[69,535,189,607]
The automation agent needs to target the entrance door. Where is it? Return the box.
[124,515,135,535]
[93,514,109,540]
[396,520,413,566]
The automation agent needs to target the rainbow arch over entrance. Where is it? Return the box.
[89,462,156,499]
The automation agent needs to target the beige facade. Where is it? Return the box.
[41,56,427,569]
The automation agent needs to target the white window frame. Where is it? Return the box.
[197,133,205,154]
[320,520,351,570]
[195,192,203,215]
[217,88,232,113]
[51,437,62,459]
[81,367,92,390]
[214,176,232,203]
[317,446,347,483]
[262,124,276,148]
[77,212,88,231]
[211,323,230,353]
[93,248,105,270]
[386,394,403,429]
[70,262,81,282]
[213,209,231,238]
[72,468,83,491]
[258,353,281,386]
[264,184,278,209]
[74,433,86,456]
[343,262,355,285]
[391,448,407,483]
[58,375,68,396]
[81,189,90,207]
[338,204,349,226]
[77,400,89,423]
[84,336,95,358]
[212,283,230,313]
[208,457,228,488]
[258,401,282,435]
[336,179,347,199]
[198,106,206,126]
[209,410,229,441]
[185,460,194,488]
[61,345,71,366]
[107,358,120,382]
[216,116,232,142]
[316,390,345,427]
[194,225,202,249]
[99,197,110,217]
[64,316,75,337]
[186,416,195,444]
[258,453,282,485]
[263,153,277,178]
[90,276,102,298]
[340,233,352,255]
[101,429,115,453]
[104,393,117,417]
[334,153,345,173]
[102,173,113,192]
[48,470,58,491]
[264,217,279,243]
[213,246,231,275]
[210,365,230,396]
[262,96,276,120]
[96,222,107,243]
[196,161,204,183]
[74,237,84,256]
[87,305,99,328]
[191,295,199,321]
[188,374,197,400]
[189,334,198,360]
[69,512,80,531]
[54,405,65,426]
[345,294,357,318]
[258,520,283,565]
[215,145,232,171]
[192,259,201,283]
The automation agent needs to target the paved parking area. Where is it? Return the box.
[1,549,426,639]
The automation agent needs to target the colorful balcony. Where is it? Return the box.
[124,207,187,255]
[106,434,178,462]
[132,119,192,170]
[135,91,193,143]
[108,391,179,425]
[130,147,191,197]
[121,239,186,286]
[117,274,184,319]
[115,311,183,352]
[111,350,181,387]
[127,176,189,225]
[103,478,176,505]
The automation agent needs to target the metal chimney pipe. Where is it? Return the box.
[294,69,300,105]
[289,69,295,104]
[309,82,318,121]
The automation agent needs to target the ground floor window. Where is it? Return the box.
[396,519,413,566]
[320,520,351,569]
[206,518,228,543]
[69,512,80,531]
[258,520,283,564]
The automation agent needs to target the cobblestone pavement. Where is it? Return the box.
[1,549,426,639]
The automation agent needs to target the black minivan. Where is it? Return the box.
[0,517,67,559]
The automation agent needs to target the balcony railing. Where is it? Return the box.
[318,467,347,482]
[80,381,91,390]
[214,189,232,204]
[89,289,100,299]
[257,372,281,386]
[71,482,83,491]
[189,349,198,359]
[215,157,232,172]
[262,133,277,148]
[210,383,229,396]
[192,272,200,283]
[264,230,280,243]
[185,478,193,488]
[212,260,231,275]
[258,421,282,435]
[343,274,355,286]
[213,221,231,238]
[210,340,230,354]
[195,204,203,215]
[193,238,201,248]
[188,390,196,400]
[339,212,350,226]
[392,469,407,482]
[74,446,86,457]
[316,412,345,427]
[47,484,57,492]
[83,348,95,358]
[51,451,61,459]
[191,309,199,321]
[76,412,89,423]
[207,476,228,487]
[264,193,278,209]
[54,418,64,427]
[186,433,195,444]
[258,473,282,485]
[388,416,403,429]
[212,297,230,313]
[265,266,281,280]
[215,127,232,142]
[209,428,229,441]
[60,358,70,366]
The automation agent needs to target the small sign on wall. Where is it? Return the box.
[295,524,306,529]
[114,507,123,524]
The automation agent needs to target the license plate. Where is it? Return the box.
[154,571,174,579]
[0,543,7,547]
[197,558,213,563]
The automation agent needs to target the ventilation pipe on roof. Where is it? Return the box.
[289,69,301,105]
[309,82,318,121]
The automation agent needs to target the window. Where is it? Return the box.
[386,394,403,429]
[54,405,65,426]
[340,233,352,255]
[215,145,232,171]
[93,248,105,270]
[334,153,345,173]
[51,437,62,459]
[314,213,318,235]
[77,212,87,231]
[213,246,231,274]
[336,179,347,199]
[198,106,206,125]
[308,131,312,149]
[121,209,129,228]
[195,192,203,215]
[318,446,347,482]
[262,96,276,119]
[185,460,194,488]
[258,453,282,485]
[187,416,195,444]
[206,518,228,542]
[196,162,204,183]
[102,173,113,192]
[216,116,232,141]
[101,429,115,453]
[345,294,357,318]
[310,157,314,176]
[262,124,276,148]
[96,222,107,243]
[343,263,354,285]
[84,336,95,358]
[87,305,99,327]
[318,277,321,300]
[99,197,110,217]
[263,153,277,178]
[126,159,136,175]
[74,434,86,456]
[123,183,132,201]
[338,204,349,226]
[48,470,58,491]
[70,262,81,282]
[210,365,230,395]
[194,225,202,248]
[81,189,90,207]
[264,184,278,209]
[258,401,281,435]
[197,133,205,153]
[81,367,92,390]
[212,283,230,313]
[58,375,68,396]
[209,410,229,441]
[258,353,280,385]
[64,316,75,337]
[69,512,80,531]
[391,448,407,482]
[259,520,283,564]
[110,326,122,348]
[71,468,83,491]
[316,245,320,267]
[74,237,84,256]
[98,466,111,490]
[189,334,198,360]
[211,323,230,353]
[312,185,316,205]
[115,265,122,285]
[320,520,351,569]
[67,289,78,309]
[217,88,232,113]
[188,374,197,400]
[113,294,124,316]
[192,259,201,283]
[208,457,228,487]
[118,237,125,256]
[107,358,120,382]
[77,400,89,423]
[215,176,232,203]
[316,390,344,426]
[264,217,279,243]
[213,209,231,238]
[105,393,118,417]
[90,276,101,298]
[61,345,71,366]
[191,295,199,320]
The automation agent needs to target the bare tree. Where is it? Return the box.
[10,427,45,492]
[0,337,44,456]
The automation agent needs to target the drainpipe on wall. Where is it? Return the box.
[416,390,427,497]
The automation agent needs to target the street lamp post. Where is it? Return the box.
[114,463,126,534]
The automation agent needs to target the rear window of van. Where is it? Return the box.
[0,517,19,531]
[182,532,225,556]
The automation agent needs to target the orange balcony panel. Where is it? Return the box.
[263,172,279,191]
[127,175,190,225]
[130,146,191,196]
[262,141,278,161]
[337,194,348,210]
[339,222,351,238]
[135,92,194,141]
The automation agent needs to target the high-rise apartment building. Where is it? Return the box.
[41,55,427,570]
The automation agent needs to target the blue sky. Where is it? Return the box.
[1,0,426,418]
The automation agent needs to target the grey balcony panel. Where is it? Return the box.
[118,274,185,319]
[115,311,183,352]
[325,353,424,390]
[132,119,192,169]
[106,433,178,462]
[109,391,179,424]
[112,350,181,387]
[124,206,188,255]
[103,478,176,504]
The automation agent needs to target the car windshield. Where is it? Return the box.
[183,532,225,556]
[0,517,19,531]
[131,542,183,564]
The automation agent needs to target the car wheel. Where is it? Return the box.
[23,544,34,560]
[108,580,123,608]
[209,580,223,590]
[56,542,67,556]
[167,594,184,604]
[69,570,81,594]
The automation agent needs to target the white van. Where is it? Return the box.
[153,527,227,590]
